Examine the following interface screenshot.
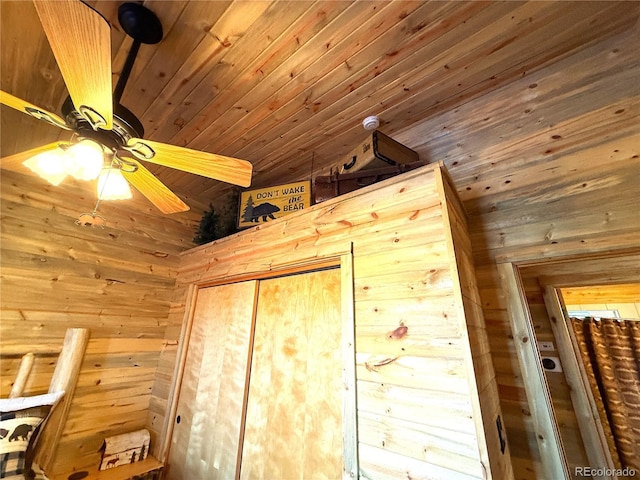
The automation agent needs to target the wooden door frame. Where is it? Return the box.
[542,286,615,476]
[497,262,571,480]
[498,249,640,479]
[159,245,359,479]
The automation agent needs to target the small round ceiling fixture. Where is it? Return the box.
[362,115,380,130]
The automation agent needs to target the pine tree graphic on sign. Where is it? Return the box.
[241,195,254,223]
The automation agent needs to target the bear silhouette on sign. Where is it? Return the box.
[9,423,33,441]
[251,203,281,222]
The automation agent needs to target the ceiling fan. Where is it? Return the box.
[0,0,253,215]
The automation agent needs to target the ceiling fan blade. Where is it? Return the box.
[0,90,69,130]
[125,138,253,187]
[121,159,190,214]
[1,142,70,172]
[33,0,113,130]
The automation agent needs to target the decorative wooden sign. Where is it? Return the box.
[238,181,311,228]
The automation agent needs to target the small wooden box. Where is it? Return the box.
[99,429,150,470]
[338,130,419,173]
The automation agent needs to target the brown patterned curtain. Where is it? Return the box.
[570,317,640,470]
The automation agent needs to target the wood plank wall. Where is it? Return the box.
[153,165,511,479]
[0,12,637,480]
[439,170,512,480]
[392,27,640,478]
[0,168,200,478]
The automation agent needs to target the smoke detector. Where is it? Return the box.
[362,115,380,130]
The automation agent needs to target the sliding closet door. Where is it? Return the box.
[240,268,343,479]
[167,280,258,480]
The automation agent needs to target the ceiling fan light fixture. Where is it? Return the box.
[65,139,104,181]
[3,1,253,216]
[98,168,133,200]
[22,147,69,186]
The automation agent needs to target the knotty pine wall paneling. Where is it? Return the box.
[0,168,200,478]
[393,26,640,479]
[154,164,513,479]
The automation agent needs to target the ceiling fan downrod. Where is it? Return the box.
[113,3,163,104]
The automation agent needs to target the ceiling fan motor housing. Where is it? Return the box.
[61,96,144,151]
[0,0,252,216]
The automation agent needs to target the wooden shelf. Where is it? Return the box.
[75,457,163,480]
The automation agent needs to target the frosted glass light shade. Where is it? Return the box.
[97,168,132,200]
[22,148,68,186]
[66,140,104,180]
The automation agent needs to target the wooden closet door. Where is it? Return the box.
[240,268,343,480]
[166,280,258,480]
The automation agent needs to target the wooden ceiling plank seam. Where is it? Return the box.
[407,34,639,163]
[158,0,355,147]
[198,0,451,156]
[143,0,338,143]
[446,99,639,192]
[278,2,636,170]
[258,31,633,187]
[140,0,315,137]
[432,92,640,194]
[228,1,518,168]
[249,2,630,175]
[399,34,639,194]
[374,2,640,142]
[133,0,273,121]
[122,1,233,117]
[2,1,638,214]
[29,22,68,115]
[187,0,421,152]
[242,1,557,174]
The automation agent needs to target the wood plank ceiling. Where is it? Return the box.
[1,1,637,212]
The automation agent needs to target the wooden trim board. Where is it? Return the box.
[341,251,359,479]
[542,286,615,474]
[156,284,198,463]
[497,262,570,480]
